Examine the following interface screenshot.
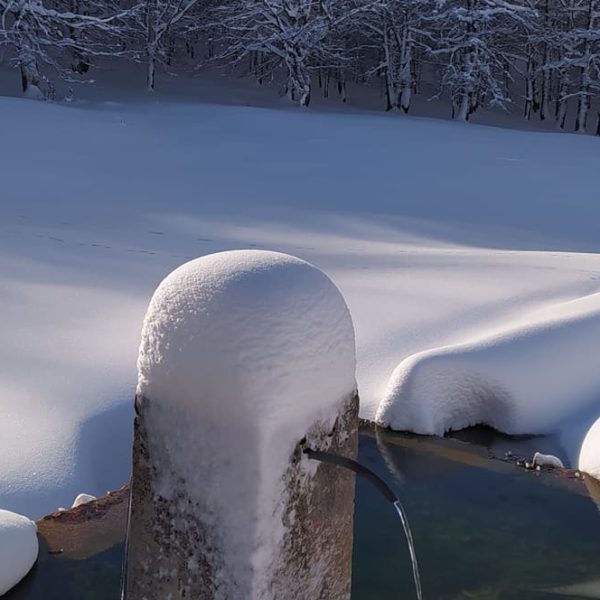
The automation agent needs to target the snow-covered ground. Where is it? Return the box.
[2,74,600,516]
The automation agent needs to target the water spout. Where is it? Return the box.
[303,448,423,600]
[393,500,423,600]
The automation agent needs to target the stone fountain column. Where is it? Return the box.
[124,250,359,600]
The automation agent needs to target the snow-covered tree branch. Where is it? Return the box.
[1,0,599,132]
[0,0,133,97]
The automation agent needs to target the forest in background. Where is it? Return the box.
[1,0,600,132]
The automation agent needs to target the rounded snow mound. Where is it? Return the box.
[376,350,516,435]
[377,292,600,436]
[0,509,39,595]
[71,493,97,508]
[580,417,600,479]
[138,249,356,433]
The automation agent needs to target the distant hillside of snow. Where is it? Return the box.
[1,81,600,516]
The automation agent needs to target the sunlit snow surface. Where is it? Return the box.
[377,292,600,436]
[1,81,600,515]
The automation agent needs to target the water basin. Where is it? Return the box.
[7,425,600,599]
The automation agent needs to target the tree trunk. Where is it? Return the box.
[456,92,470,121]
[540,0,552,120]
[540,59,552,120]
[457,4,476,122]
[69,0,89,75]
[383,31,398,111]
[337,72,346,103]
[524,51,536,119]
[147,56,156,92]
[575,0,597,133]
[575,87,589,132]
[556,97,568,129]
[468,90,479,117]
[400,85,411,114]
[300,84,311,107]
[19,53,43,99]
[146,4,157,92]
[398,24,413,113]
[287,63,311,107]
[556,72,568,128]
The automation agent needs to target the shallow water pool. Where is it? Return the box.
[353,425,600,599]
[7,425,600,599]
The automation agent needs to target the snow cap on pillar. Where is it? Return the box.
[129,249,358,600]
[137,249,356,425]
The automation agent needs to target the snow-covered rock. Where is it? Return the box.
[579,416,600,479]
[128,250,357,599]
[71,493,97,508]
[0,509,39,595]
[376,292,600,437]
[532,452,564,469]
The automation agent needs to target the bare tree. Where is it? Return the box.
[0,0,131,98]
[212,0,358,106]
[129,0,209,91]
[358,0,431,112]
[428,0,536,121]
[544,0,600,131]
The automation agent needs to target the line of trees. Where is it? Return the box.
[1,0,600,132]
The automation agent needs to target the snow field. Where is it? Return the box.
[1,87,600,514]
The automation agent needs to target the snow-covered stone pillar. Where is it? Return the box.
[125,250,358,600]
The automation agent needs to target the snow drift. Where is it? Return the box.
[71,493,97,508]
[0,509,38,595]
[376,292,600,437]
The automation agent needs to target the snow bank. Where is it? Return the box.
[376,292,600,437]
[579,417,600,479]
[532,452,564,469]
[0,509,38,595]
[136,249,356,598]
[71,493,97,508]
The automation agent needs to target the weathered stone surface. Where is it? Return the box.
[37,485,128,560]
[124,395,216,599]
[125,392,358,600]
[585,473,600,511]
[274,392,359,600]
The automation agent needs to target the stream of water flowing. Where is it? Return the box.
[393,500,423,600]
